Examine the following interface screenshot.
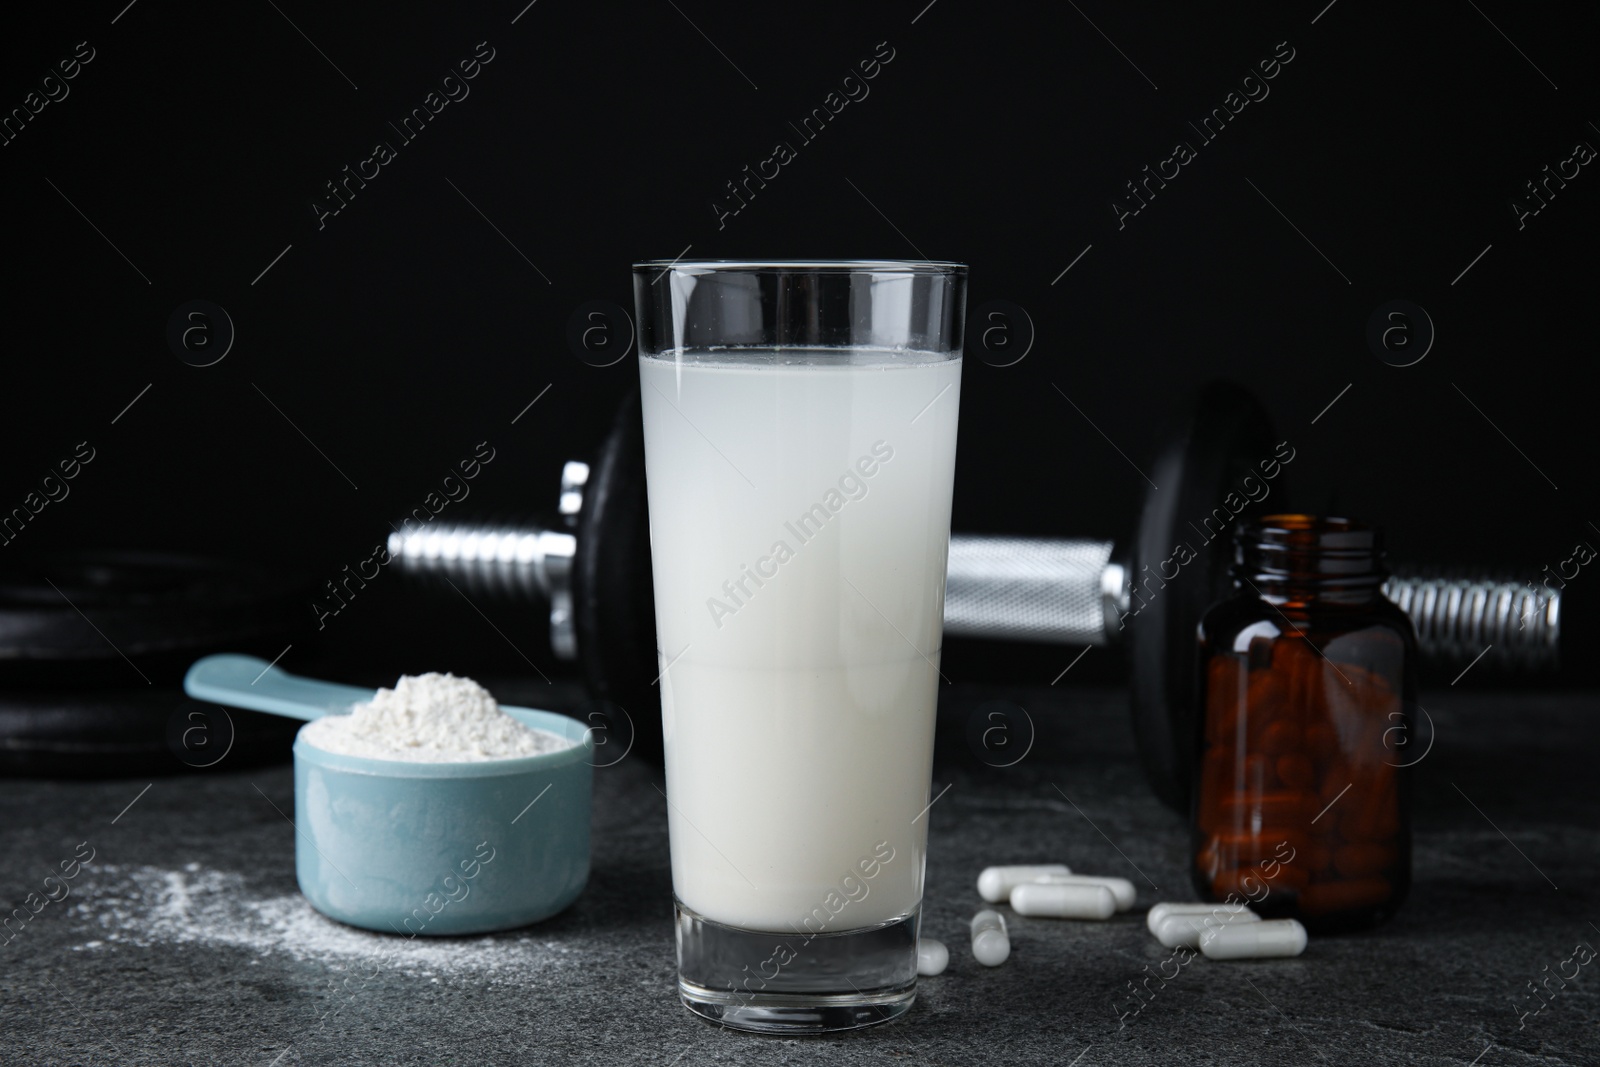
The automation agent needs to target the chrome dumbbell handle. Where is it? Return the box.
[387,522,579,658]
[386,463,589,659]
[942,535,1123,646]
[386,515,1564,674]
[1382,572,1559,672]
[386,523,1129,658]
[943,541,1562,670]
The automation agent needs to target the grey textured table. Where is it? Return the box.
[3,684,1596,1066]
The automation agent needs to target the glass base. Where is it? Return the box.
[675,899,919,1034]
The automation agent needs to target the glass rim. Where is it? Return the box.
[631,258,966,276]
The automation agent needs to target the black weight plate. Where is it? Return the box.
[0,550,306,668]
[572,389,664,765]
[1128,382,1280,810]
[0,689,301,778]
[0,550,307,775]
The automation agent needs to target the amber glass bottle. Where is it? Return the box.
[1191,514,1417,933]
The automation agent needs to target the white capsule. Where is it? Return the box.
[1030,873,1136,912]
[917,937,949,976]
[1146,901,1255,936]
[1200,918,1308,960]
[976,864,1071,904]
[970,909,1010,966]
[1155,909,1262,949]
[1010,882,1116,920]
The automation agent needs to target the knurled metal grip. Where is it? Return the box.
[943,535,1119,646]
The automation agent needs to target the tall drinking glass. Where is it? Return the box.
[633,260,966,1033]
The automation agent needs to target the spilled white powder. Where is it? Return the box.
[299,672,572,762]
[67,863,580,978]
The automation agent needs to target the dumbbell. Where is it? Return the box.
[387,382,1568,808]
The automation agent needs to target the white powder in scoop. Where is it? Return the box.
[300,672,572,762]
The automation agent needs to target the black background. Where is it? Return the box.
[3,0,1594,681]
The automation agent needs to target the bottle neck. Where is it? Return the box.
[1233,514,1387,608]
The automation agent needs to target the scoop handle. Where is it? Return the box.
[183,653,375,721]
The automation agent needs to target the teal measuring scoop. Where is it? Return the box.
[185,654,592,935]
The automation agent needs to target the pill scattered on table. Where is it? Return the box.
[917,937,949,976]
[1154,908,1261,949]
[1200,918,1308,960]
[1028,873,1136,911]
[1010,882,1116,920]
[1146,901,1254,936]
[977,864,1070,904]
[970,909,1010,966]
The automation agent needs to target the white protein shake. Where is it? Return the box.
[641,349,961,932]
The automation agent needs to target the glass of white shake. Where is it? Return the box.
[633,260,966,1033]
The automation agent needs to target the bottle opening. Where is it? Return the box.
[1234,514,1387,598]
